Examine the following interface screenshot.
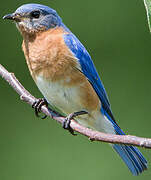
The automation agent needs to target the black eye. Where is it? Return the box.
[30,11,40,18]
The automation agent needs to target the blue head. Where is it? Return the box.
[3,3,62,33]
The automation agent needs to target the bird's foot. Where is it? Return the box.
[32,98,48,119]
[63,111,88,135]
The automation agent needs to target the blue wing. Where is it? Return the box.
[63,30,116,122]
[63,30,147,175]
[63,28,147,175]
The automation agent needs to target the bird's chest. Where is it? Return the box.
[22,29,100,117]
[22,29,78,81]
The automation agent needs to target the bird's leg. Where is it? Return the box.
[32,98,48,119]
[63,111,88,135]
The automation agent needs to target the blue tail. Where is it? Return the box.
[112,122,147,175]
[103,110,148,175]
[113,144,147,175]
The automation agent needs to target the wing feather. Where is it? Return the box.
[63,32,115,121]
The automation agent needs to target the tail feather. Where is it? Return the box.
[113,144,147,175]
[102,109,148,175]
[112,120,147,175]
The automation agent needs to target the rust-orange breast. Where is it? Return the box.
[22,27,100,112]
[22,27,78,81]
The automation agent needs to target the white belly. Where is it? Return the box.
[35,75,115,134]
[35,75,86,114]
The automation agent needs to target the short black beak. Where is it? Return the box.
[3,13,21,22]
[3,13,14,20]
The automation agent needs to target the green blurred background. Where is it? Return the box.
[0,0,151,179]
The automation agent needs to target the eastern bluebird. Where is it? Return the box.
[3,3,148,175]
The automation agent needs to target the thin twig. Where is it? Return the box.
[0,64,151,148]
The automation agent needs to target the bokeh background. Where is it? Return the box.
[0,0,151,179]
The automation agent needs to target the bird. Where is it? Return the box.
[3,3,147,175]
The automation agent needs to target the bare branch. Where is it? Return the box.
[0,64,151,148]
